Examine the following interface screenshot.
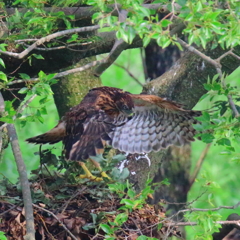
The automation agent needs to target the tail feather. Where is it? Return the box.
[26,121,66,144]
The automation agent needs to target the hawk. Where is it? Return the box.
[26,86,200,180]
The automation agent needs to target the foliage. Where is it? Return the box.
[0,159,176,239]
[1,0,240,239]
[0,231,7,240]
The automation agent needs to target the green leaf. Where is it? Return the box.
[201,133,214,143]
[120,199,135,209]
[212,83,221,91]
[0,44,8,51]
[27,17,43,24]
[19,73,30,80]
[136,236,147,240]
[177,0,187,6]
[18,87,28,94]
[161,19,172,27]
[162,39,171,48]
[32,54,44,60]
[126,26,136,44]
[100,223,112,234]
[216,138,231,146]
[199,93,209,101]
[127,189,135,198]
[114,212,128,225]
[0,58,5,68]
[203,83,212,91]
[38,70,46,79]
[0,71,7,82]
[143,36,151,47]
[0,231,7,240]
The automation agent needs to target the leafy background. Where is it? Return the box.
[1,48,240,239]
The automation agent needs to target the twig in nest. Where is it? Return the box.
[32,203,78,240]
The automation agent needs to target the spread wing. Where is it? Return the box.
[64,110,124,160]
[109,94,201,154]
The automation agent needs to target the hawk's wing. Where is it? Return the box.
[64,110,125,160]
[109,94,201,154]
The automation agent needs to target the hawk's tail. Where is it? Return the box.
[26,122,66,144]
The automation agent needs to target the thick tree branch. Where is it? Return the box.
[213,214,240,240]
[0,92,35,240]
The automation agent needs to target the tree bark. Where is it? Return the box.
[126,45,240,203]
[51,57,101,117]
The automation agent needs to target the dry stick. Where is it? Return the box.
[114,62,144,86]
[188,143,212,189]
[165,220,240,227]
[32,203,78,240]
[0,92,36,240]
[60,187,87,214]
[177,38,240,118]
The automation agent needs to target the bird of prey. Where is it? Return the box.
[26,86,201,180]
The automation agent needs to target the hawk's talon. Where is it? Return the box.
[79,173,103,182]
[78,161,110,182]
[100,171,111,180]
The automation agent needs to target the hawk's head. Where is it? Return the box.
[94,87,134,117]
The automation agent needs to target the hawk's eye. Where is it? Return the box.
[122,104,129,110]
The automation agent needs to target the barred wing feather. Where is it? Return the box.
[109,94,200,154]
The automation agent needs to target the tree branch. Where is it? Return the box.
[177,38,240,118]
[0,24,109,59]
[93,9,130,77]
[165,219,240,227]
[7,58,108,86]
[114,62,144,86]
[0,92,35,240]
[188,143,212,189]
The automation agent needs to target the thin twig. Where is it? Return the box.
[128,201,240,239]
[60,187,87,214]
[32,203,78,240]
[0,94,37,131]
[0,92,36,240]
[114,62,144,86]
[0,24,109,59]
[188,143,212,189]
[173,201,240,215]
[165,219,240,227]
[19,41,93,51]
[7,58,108,86]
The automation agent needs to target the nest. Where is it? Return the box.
[0,176,181,240]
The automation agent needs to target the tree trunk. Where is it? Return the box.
[126,44,240,207]
[51,57,101,117]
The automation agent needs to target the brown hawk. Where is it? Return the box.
[26,86,200,180]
